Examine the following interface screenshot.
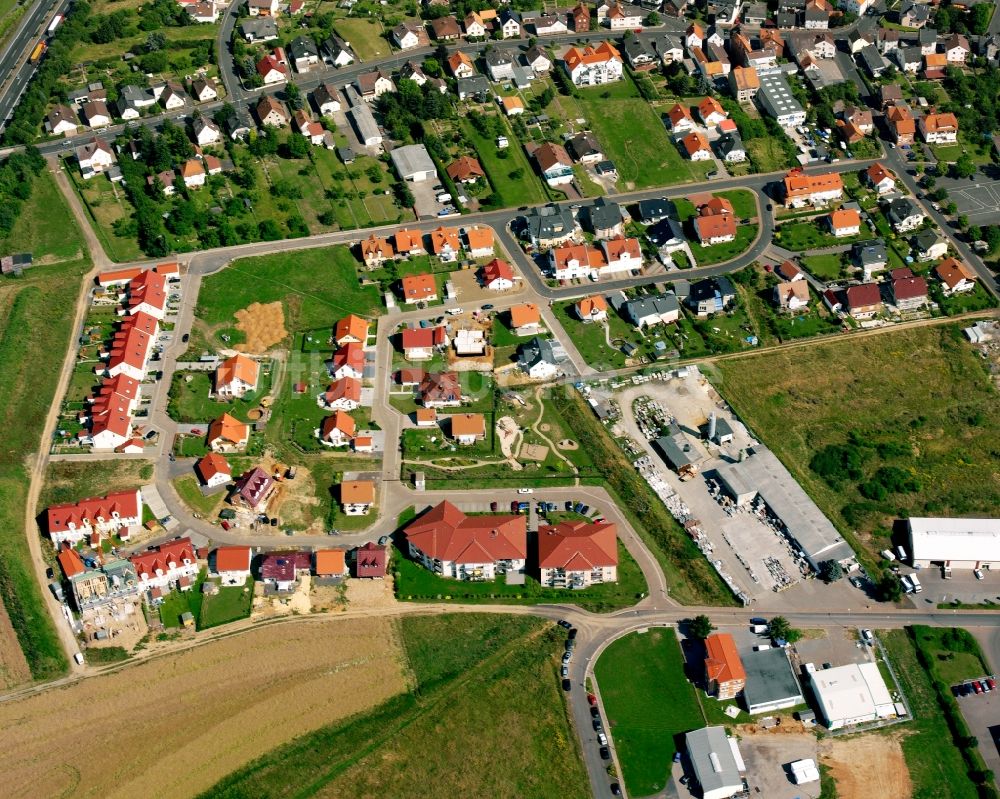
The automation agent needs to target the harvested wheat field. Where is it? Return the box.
[0,617,406,799]
[822,733,912,799]
[0,597,31,689]
[234,301,287,353]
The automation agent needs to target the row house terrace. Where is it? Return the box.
[130,537,199,595]
[46,489,143,547]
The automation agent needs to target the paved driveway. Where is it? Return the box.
[956,689,1000,781]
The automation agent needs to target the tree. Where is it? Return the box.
[951,153,976,179]
[422,57,441,77]
[645,10,660,25]
[819,560,844,583]
[968,225,983,243]
[768,617,802,644]
[984,225,1000,252]
[876,571,902,602]
[146,31,166,51]
[285,81,303,110]
[689,615,715,640]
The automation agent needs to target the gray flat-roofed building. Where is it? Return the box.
[756,72,806,128]
[715,462,756,506]
[685,726,746,799]
[390,143,437,181]
[716,446,856,568]
[348,104,382,147]
[742,646,804,714]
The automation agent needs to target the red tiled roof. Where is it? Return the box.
[845,282,882,308]
[537,521,618,569]
[131,537,195,578]
[704,633,746,684]
[58,546,86,578]
[260,551,311,582]
[404,500,527,563]
[214,546,251,573]
[196,453,231,483]
[355,541,386,577]
[47,490,140,536]
[482,258,514,284]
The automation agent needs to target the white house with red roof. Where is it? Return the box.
[600,237,643,273]
[195,453,232,487]
[212,546,252,586]
[401,326,448,360]
[320,411,356,447]
[318,376,363,410]
[481,258,515,291]
[46,489,142,546]
[562,41,623,86]
[121,269,168,319]
[403,501,527,580]
[537,520,618,588]
[131,537,199,593]
[331,342,365,380]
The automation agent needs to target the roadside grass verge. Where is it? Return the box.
[39,460,152,509]
[201,614,589,799]
[172,476,224,518]
[550,389,737,606]
[0,239,91,680]
[595,628,703,795]
[715,325,1000,565]
[0,170,85,263]
[880,629,982,799]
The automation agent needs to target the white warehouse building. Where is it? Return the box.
[685,726,746,799]
[908,517,1000,569]
[390,143,437,182]
[810,662,896,730]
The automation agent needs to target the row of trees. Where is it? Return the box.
[688,615,802,643]
[0,148,47,236]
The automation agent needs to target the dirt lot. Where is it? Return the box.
[0,617,407,799]
[0,597,31,689]
[235,301,287,354]
[821,732,912,799]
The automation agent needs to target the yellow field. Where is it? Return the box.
[0,617,407,799]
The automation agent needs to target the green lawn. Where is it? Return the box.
[172,475,224,518]
[717,326,1000,566]
[552,300,631,370]
[577,83,708,189]
[690,224,758,265]
[332,17,390,60]
[911,626,990,686]
[158,570,206,628]
[199,581,254,629]
[775,219,873,251]
[195,246,381,339]
[746,137,795,173]
[463,118,548,207]
[0,170,84,263]
[802,253,848,281]
[201,614,589,799]
[168,368,272,424]
[932,282,998,316]
[394,539,648,612]
[716,189,758,219]
[881,629,981,799]
[595,629,704,795]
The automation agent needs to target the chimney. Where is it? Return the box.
[708,412,717,441]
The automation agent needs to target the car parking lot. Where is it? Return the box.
[955,685,1000,780]
[905,566,1000,608]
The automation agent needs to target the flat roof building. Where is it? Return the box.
[908,517,1000,569]
[390,143,437,182]
[742,646,804,714]
[756,72,806,127]
[810,662,895,729]
[713,446,855,569]
[685,726,746,799]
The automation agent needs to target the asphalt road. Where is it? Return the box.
[0,0,66,129]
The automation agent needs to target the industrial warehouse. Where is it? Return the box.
[908,517,1000,569]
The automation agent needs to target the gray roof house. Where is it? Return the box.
[457,74,491,100]
[852,239,887,277]
[623,292,680,328]
[886,198,924,231]
[516,204,578,247]
[517,336,567,378]
[688,277,735,316]
[645,218,686,254]
[566,132,603,163]
[484,49,516,81]
[586,197,623,239]
[240,16,278,42]
[288,36,320,72]
[638,198,672,223]
[857,44,889,77]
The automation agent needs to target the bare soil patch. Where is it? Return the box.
[0,617,406,799]
[0,596,31,689]
[821,732,912,799]
[234,301,287,354]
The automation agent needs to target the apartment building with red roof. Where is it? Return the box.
[781,169,844,208]
[704,633,747,699]
[46,489,142,546]
[403,500,527,580]
[105,310,159,382]
[124,269,169,319]
[538,521,618,588]
[131,537,198,593]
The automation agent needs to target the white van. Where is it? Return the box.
[909,574,923,593]
[73,652,85,665]
[896,545,908,562]
[900,575,914,594]
[881,549,896,562]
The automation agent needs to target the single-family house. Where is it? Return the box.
[509,303,542,336]
[240,17,279,42]
[46,104,79,136]
[260,551,311,591]
[213,546,252,586]
[944,33,970,63]
[256,50,289,84]
[360,234,393,268]
[429,225,461,261]
[729,66,760,103]
[448,50,476,79]
[331,341,366,380]
[320,411,357,446]
[392,21,425,50]
[354,541,387,578]
[193,117,222,146]
[430,15,462,41]
[913,229,948,261]
[698,96,727,126]
[681,131,712,161]
[624,292,680,328]
[81,101,112,128]
[530,141,574,186]
[523,45,552,73]
[485,49,516,81]
[886,198,924,232]
[704,633,747,699]
[781,169,844,208]
[215,354,260,398]
[75,137,116,179]
[420,371,462,407]
[322,35,355,67]
[890,272,929,310]
[318,376,363,411]
[919,112,958,144]
[401,272,438,304]
[688,277,735,316]
[195,453,231,488]
[334,314,369,346]
[400,326,448,360]
[340,480,375,515]
[844,282,883,318]
[315,549,347,578]
[355,69,395,101]
[464,225,494,257]
[774,280,811,311]
[208,413,250,452]
[935,257,976,294]
[864,164,895,194]
[289,35,320,72]
[828,208,861,237]
[853,239,888,280]
[575,295,609,323]
[481,258,515,290]
[449,412,486,445]
[256,95,289,127]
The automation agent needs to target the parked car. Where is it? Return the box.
[562,678,572,691]
[517,487,533,494]
[975,568,985,580]
[610,782,621,796]
[568,627,577,640]
[490,501,498,512]
[181,333,189,342]
[988,677,997,691]
[587,693,598,706]
[565,501,575,511]
[561,664,569,678]
[982,680,991,693]
[592,718,603,732]
[599,747,611,760]
[511,501,520,513]
[558,619,572,629]
[973,681,983,694]
[598,732,608,746]
[590,706,600,718]
[562,651,572,664]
